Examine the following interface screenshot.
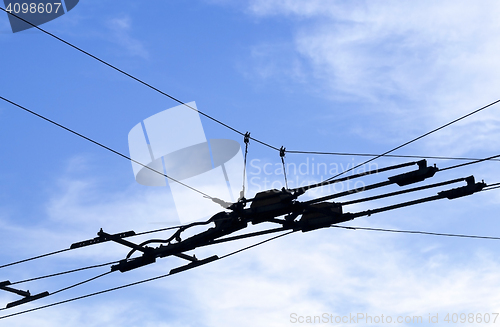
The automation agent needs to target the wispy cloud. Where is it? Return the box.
[106,15,149,59]
[243,0,500,156]
[2,157,500,326]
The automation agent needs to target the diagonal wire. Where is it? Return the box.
[49,271,113,296]
[331,225,500,240]
[439,154,500,172]
[0,225,186,270]
[0,230,295,319]
[322,99,500,183]
[286,150,500,162]
[0,7,279,152]
[0,248,71,270]
[10,261,119,285]
[3,6,494,165]
[0,95,214,200]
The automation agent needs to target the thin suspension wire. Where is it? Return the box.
[2,7,493,165]
[439,154,500,172]
[3,223,500,318]
[241,132,250,199]
[2,152,499,272]
[482,182,500,192]
[0,225,187,270]
[331,225,500,240]
[286,150,500,162]
[50,271,113,296]
[280,146,288,189]
[0,95,214,200]
[0,7,279,152]
[0,248,71,270]
[10,261,119,285]
[322,99,500,183]
[0,270,113,313]
[0,230,295,319]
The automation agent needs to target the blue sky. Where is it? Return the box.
[1,0,500,326]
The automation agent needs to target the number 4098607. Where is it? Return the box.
[5,2,62,14]
[444,313,499,324]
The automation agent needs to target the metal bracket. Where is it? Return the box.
[70,229,136,249]
[169,255,219,275]
[0,280,49,308]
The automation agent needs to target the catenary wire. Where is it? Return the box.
[3,221,500,319]
[0,6,498,317]
[0,224,188,270]
[1,181,499,311]
[10,261,119,285]
[439,154,500,172]
[2,7,496,165]
[331,225,500,240]
[0,8,279,152]
[0,248,71,270]
[286,150,500,162]
[0,230,295,319]
[0,95,214,200]
[0,270,113,313]
[4,171,498,271]
[322,99,500,183]
[49,271,113,296]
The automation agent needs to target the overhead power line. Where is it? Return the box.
[286,150,500,162]
[0,7,279,152]
[0,95,214,200]
[2,7,498,166]
[323,99,500,182]
[440,153,500,172]
[10,261,119,285]
[0,230,294,320]
[4,216,500,319]
[0,224,186,271]
[331,225,500,241]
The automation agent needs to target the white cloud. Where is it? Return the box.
[243,0,500,156]
[2,162,500,326]
[107,15,149,59]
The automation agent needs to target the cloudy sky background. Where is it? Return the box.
[1,0,500,326]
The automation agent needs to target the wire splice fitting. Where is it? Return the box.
[279,146,286,158]
[244,132,250,144]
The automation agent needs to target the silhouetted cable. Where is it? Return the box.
[1,9,496,168]
[134,225,187,237]
[0,248,71,269]
[286,150,500,162]
[0,230,295,319]
[323,99,500,183]
[0,7,279,152]
[0,226,187,270]
[0,95,214,200]
[331,225,500,240]
[483,182,500,192]
[50,271,113,296]
[10,261,119,285]
[218,230,295,259]
[439,154,500,172]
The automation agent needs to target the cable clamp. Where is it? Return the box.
[244,132,251,144]
[279,146,286,158]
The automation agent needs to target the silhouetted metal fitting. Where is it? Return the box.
[280,146,286,158]
[244,132,251,144]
